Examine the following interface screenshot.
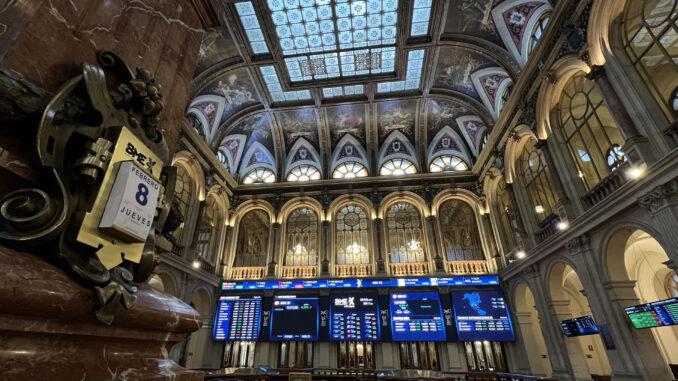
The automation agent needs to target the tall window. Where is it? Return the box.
[333,161,368,179]
[287,165,321,182]
[217,150,229,170]
[234,210,270,267]
[243,168,276,184]
[380,158,417,176]
[386,203,425,263]
[519,140,558,223]
[624,0,678,118]
[335,204,370,265]
[172,165,194,241]
[558,72,625,190]
[197,196,219,261]
[495,178,517,252]
[438,200,483,261]
[284,208,319,266]
[529,12,550,53]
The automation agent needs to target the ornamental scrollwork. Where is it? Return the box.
[638,180,678,214]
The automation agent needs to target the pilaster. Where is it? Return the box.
[638,179,678,265]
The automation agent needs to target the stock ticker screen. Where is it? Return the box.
[625,298,678,329]
[330,293,380,341]
[451,290,515,341]
[270,295,319,341]
[389,292,446,341]
[213,296,262,341]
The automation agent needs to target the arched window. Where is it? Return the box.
[386,203,426,263]
[380,158,417,176]
[172,165,195,241]
[429,155,469,172]
[499,81,514,113]
[438,200,483,261]
[234,210,270,267]
[284,208,318,266]
[624,1,678,118]
[335,204,370,265]
[197,195,220,261]
[217,151,228,169]
[519,140,558,223]
[494,178,518,252]
[558,72,625,190]
[287,165,321,182]
[529,12,550,53]
[243,168,276,184]
[332,161,368,179]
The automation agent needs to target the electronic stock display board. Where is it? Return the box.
[560,315,600,337]
[625,298,678,329]
[213,295,262,341]
[390,292,446,341]
[451,290,515,341]
[222,276,499,291]
[270,295,319,341]
[330,293,380,341]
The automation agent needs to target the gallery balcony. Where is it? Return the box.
[389,262,429,276]
[334,263,373,277]
[446,260,489,275]
[230,266,267,280]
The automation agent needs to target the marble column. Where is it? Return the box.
[586,65,656,165]
[321,219,331,276]
[535,139,576,220]
[220,225,234,277]
[268,222,281,277]
[481,213,501,269]
[548,299,593,381]
[566,234,669,380]
[638,179,678,265]
[505,183,529,249]
[427,215,445,273]
[189,201,207,260]
[373,218,386,274]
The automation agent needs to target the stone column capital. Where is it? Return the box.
[565,234,590,256]
[638,180,678,214]
[585,65,607,81]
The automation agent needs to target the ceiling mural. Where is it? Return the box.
[184,0,552,183]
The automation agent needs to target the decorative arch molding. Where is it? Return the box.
[471,66,513,120]
[426,126,472,169]
[543,256,583,301]
[230,199,276,227]
[378,131,421,171]
[431,188,484,216]
[239,141,277,180]
[427,91,497,127]
[435,38,521,79]
[211,109,269,152]
[491,0,553,68]
[483,167,504,210]
[327,194,375,221]
[172,151,206,202]
[511,279,538,312]
[187,95,226,145]
[188,286,214,319]
[285,138,323,177]
[535,56,591,139]
[218,134,247,176]
[378,191,430,219]
[154,270,179,297]
[206,185,230,219]
[455,115,488,159]
[331,134,370,173]
[587,0,626,67]
[277,196,325,224]
[504,124,538,184]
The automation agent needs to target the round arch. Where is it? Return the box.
[327,194,375,221]
[277,197,325,224]
[512,280,553,377]
[587,0,626,67]
[378,191,429,219]
[172,151,206,202]
[503,125,537,184]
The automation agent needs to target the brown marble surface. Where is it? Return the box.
[0,0,205,155]
[0,244,204,380]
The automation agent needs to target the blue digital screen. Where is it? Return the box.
[390,292,446,341]
[213,296,262,341]
[270,295,319,341]
[452,290,515,341]
[330,293,380,341]
[222,276,499,290]
[561,315,599,337]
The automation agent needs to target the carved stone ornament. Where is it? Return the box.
[638,180,678,214]
[565,234,589,256]
[0,51,178,325]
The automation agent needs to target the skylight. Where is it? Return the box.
[266,0,399,81]
[410,0,432,37]
[260,66,312,102]
[235,2,270,54]
[377,49,425,92]
[323,84,364,98]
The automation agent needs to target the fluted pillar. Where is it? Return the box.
[373,218,385,274]
[321,220,331,276]
[638,180,678,266]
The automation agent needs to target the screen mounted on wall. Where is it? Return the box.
[389,292,446,341]
[560,315,600,337]
[330,293,380,341]
[270,295,319,341]
[213,295,262,341]
[625,297,678,329]
[451,290,515,341]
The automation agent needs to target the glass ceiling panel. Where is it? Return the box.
[236,2,270,54]
[377,49,424,92]
[260,66,312,102]
[266,0,399,81]
[410,0,432,37]
[322,84,364,98]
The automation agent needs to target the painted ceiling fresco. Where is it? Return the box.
[187,0,553,182]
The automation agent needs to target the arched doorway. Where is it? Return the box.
[548,262,611,379]
[606,228,678,374]
[185,288,211,369]
[514,283,552,377]
[148,272,177,297]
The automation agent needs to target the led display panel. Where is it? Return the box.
[213,296,262,341]
[222,275,500,290]
[625,298,678,329]
[560,315,599,337]
[452,290,515,341]
[270,295,319,341]
[330,293,380,341]
[390,292,446,341]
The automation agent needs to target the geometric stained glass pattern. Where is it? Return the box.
[323,84,365,98]
[377,49,425,92]
[260,66,313,102]
[410,0,432,37]
[285,47,395,81]
[236,2,270,54]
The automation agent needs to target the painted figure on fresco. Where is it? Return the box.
[214,73,255,106]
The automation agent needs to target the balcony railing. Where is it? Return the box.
[389,262,429,276]
[196,256,215,274]
[582,165,629,209]
[334,263,373,277]
[281,265,317,279]
[446,260,489,275]
[231,266,266,280]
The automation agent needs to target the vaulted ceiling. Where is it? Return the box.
[187,0,552,184]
